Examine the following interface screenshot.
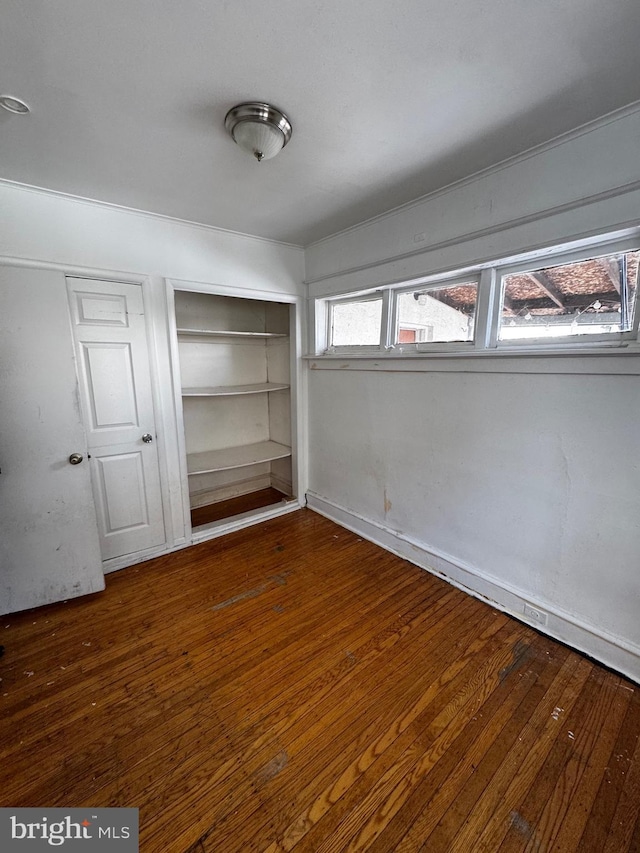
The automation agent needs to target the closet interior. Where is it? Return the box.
[174,290,295,530]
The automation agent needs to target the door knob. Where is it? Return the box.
[141,433,153,443]
[69,453,83,465]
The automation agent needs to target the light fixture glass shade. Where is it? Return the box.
[0,94,30,114]
[232,120,285,161]
[225,102,292,162]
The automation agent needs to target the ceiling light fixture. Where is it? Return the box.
[224,102,292,162]
[0,94,30,114]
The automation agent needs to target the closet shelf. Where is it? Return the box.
[187,440,291,475]
[177,327,287,339]
[182,382,289,397]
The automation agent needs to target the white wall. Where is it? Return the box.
[0,181,303,294]
[305,103,640,682]
[0,180,305,556]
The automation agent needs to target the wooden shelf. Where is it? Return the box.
[177,328,287,339]
[181,382,289,397]
[187,440,291,475]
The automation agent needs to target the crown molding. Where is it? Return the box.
[0,178,304,252]
[305,180,640,287]
[306,99,640,251]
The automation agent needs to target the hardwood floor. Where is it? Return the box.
[1,509,639,852]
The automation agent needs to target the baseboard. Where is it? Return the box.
[103,540,187,574]
[190,499,302,544]
[104,501,304,570]
[270,473,293,496]
[189,474,271,508]
[306,491,640,684]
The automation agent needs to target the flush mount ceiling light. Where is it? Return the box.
[224,102,292,162]
[0,94,30,114]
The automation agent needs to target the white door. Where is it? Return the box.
[67,278,165,562]
[0,266,104,615]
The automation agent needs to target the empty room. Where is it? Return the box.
[1,2,640,850]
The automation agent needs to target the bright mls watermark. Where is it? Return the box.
[0,809,138,850]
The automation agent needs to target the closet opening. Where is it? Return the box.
[173,290,295,531]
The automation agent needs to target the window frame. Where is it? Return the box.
[391,273,481,353]
[493,237,640,350]
[326,290,386,353]
[315,231,640,358]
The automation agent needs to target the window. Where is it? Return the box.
[329,295,382,347]
[395,281,477,345]
[316,232,640,356]
[499,249,639,343]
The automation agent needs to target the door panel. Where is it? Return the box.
[68,278,165,562]
[0,266,104,615]
[93,447,157,552]
[72,290,129,326]
[80,342,139,431]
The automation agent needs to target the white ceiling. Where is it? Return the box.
[2,0,640,246]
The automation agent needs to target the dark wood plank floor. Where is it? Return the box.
[1,509,639,852]
[190,487,291,528]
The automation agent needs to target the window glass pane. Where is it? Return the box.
[331,298,382,346]
[395,282,477,344]
[499,250,639,341]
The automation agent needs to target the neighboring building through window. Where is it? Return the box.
[396,282,477,345]
[330,296,382,347]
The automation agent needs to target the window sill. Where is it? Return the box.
[305,343,640,374]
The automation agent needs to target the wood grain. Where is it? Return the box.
[190,487,289,526]
[0,509,638,852]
